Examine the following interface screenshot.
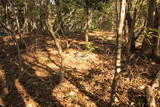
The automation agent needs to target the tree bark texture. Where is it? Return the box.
[141,0,156,55]
[110,0,126,106]
[46,1,64,73]
[145,70,160,107]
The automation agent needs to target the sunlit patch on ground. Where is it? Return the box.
[15,79,39,107]
[89,31,115,41]
[34,69,50,77]
[64,49,102,70]
[0,70,8,96]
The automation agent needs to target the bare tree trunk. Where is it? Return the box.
[110,0,126,106]
[84,6,89,42]
[22,0,29,33]
[54,0,64,36]
[126,0,136,56]
[154,5,160,57]
[46,1,64,74]
[145,3,160,102]
[141,0,156,55]
[6,0,24,71]
[115,0,119,31]
[0,22,23,72]
[84,0,92,43]
[85,10,92,43]
[47,22,64,71]
[145,70,160,107]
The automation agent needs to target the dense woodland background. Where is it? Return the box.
[0,0,160,107]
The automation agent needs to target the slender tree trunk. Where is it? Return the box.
[54,0,64,36]
[84,0,92,43]
[154,5,160,57]
[7,0,24,71]
[46,1,64,74]
[145,70,160,107]
[84,10,92,43]
[0,22,23,72]
[22,0,29,33]
[110,0,126,106]
[115,0,119,31]
[84,7,89,42]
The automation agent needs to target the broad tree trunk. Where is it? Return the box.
[110,0,126,106]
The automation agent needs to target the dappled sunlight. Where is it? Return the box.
[52,80,97,107]
[89,31,115,41]
[15,79,39,107]
[64,49,102,70]
[0,25,160,106]
[1,0,160,106]
[33,67,51,77]
[23,49,60,72]
[23,45,103,72]
[89,31,114,36]
[0,70,8,96]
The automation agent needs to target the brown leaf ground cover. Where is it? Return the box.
[0,31,160,107]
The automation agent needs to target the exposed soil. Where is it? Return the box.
[0,31,160,107]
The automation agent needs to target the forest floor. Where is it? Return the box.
[0,31,160,107]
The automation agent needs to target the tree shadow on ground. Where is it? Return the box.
[127,88,147,107]
[1,62,26,106]
[65,71,110,107]
[19,62,63,107]
[0,36,63,106]
[0,60,63,107]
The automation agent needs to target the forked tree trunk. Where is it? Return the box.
[110,0,126,106]
[8,0,26,49]
[46,1,64,74]
[7,0,24,71]
[47,22,64,71]
[126,0,145,56]
[0,22,23,72]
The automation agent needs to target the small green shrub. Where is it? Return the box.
[85,42,98,53]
